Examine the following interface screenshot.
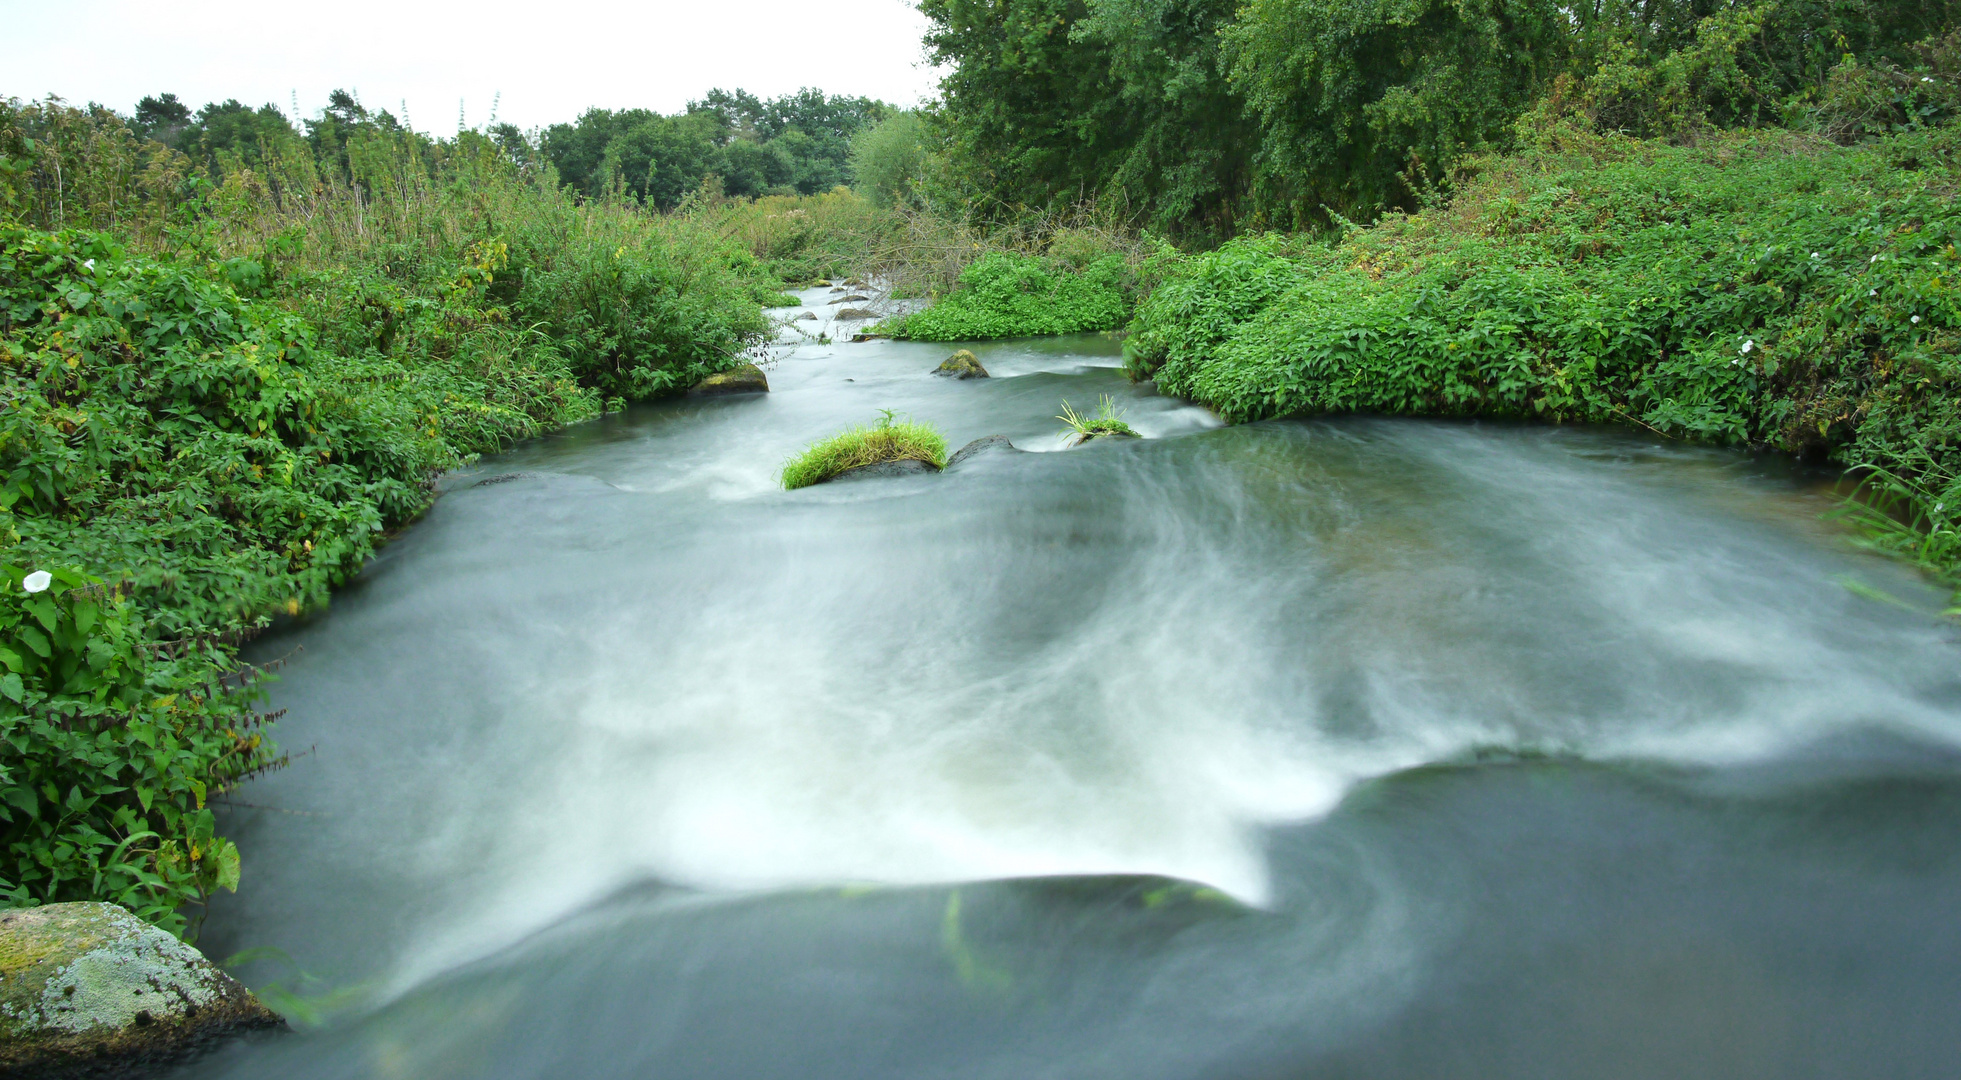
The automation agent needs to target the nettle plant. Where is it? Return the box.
[0,564,280,938]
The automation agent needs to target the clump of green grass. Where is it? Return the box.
[1057,395,1139,445]
[781,410,949,489]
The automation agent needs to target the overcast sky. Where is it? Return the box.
[1,0,943,131]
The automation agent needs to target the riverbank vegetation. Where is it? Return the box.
[5,0,1961,928]
[781,412,948,488]
[0,93,776,932]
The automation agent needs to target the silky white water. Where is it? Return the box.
[187,290,1961,1080]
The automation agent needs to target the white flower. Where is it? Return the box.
[1872,255,1882,263]
[83,258,95,271]
[1912,315,1922,324]
[1937,503,1946,512]
[1741,340,1754,353]
[1811,252,1820,259]
[1870,289,1878,296]
[1925,77,1936,83]
[22,570,52,594]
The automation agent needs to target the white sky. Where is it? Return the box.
[0,0,943,132]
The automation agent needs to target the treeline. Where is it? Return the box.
[113,86,893,213]
[906,0,1961,239]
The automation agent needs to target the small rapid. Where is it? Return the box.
[186,288,1961,1080]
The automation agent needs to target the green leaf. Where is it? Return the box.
[211,838,241,893]
[0,673,20,703]
[23,597,59,635]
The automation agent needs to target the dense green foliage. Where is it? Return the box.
[781,413,949,489]
[882,252,1136,340]
[1129,122,1961,553]
[0,566,266,937]
[849,111,938,211]
[0,94,776,931]
[542,89,890,210]
[921,0,1961,234]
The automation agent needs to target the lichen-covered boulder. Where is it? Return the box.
[689,363,770,395]
[934,350,989,380]
[0,903,282,1078]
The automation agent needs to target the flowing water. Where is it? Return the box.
[183,289,1961,1079]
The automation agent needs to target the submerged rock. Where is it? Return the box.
[835,308,877,321]
[827,458,940,483]
[946,435,1021,468]
[0,903,282,1078]
[934,350,989,380]
[830,295,871,304]
[797,311,819,321]
[688,363,769,395]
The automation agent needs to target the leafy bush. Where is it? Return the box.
[1130,123,1961,574]
[882,252,1134,341]
[0,566,274,938]
[781,413,948,489]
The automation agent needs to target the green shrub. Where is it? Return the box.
[0,565,277,938]
[882,252,1133,341]
[781,413,948,489]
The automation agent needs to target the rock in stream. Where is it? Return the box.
[0,903,282,1078]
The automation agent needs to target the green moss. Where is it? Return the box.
[782,413,949,489]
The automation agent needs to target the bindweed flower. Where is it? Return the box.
[22,570,52,593]
[1740,340,1754,354]
[1811,252,1820,259]
[83,258,95,271]
[1913,315,1922,324]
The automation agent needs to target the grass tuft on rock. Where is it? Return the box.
[781,412,949,489]
[1057,395,1139,445]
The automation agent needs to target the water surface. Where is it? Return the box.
[186,289,1961,1079]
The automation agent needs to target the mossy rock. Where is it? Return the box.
[0,903,282,1078]
[688,363,769,395]
[934,350,989,380]
[828,458,940,482]
[809,279,833,287]
[830,295,871,304]
[945,435,1020,468]
[836,308,877,321]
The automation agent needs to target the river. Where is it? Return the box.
[181,286,1961,1079]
